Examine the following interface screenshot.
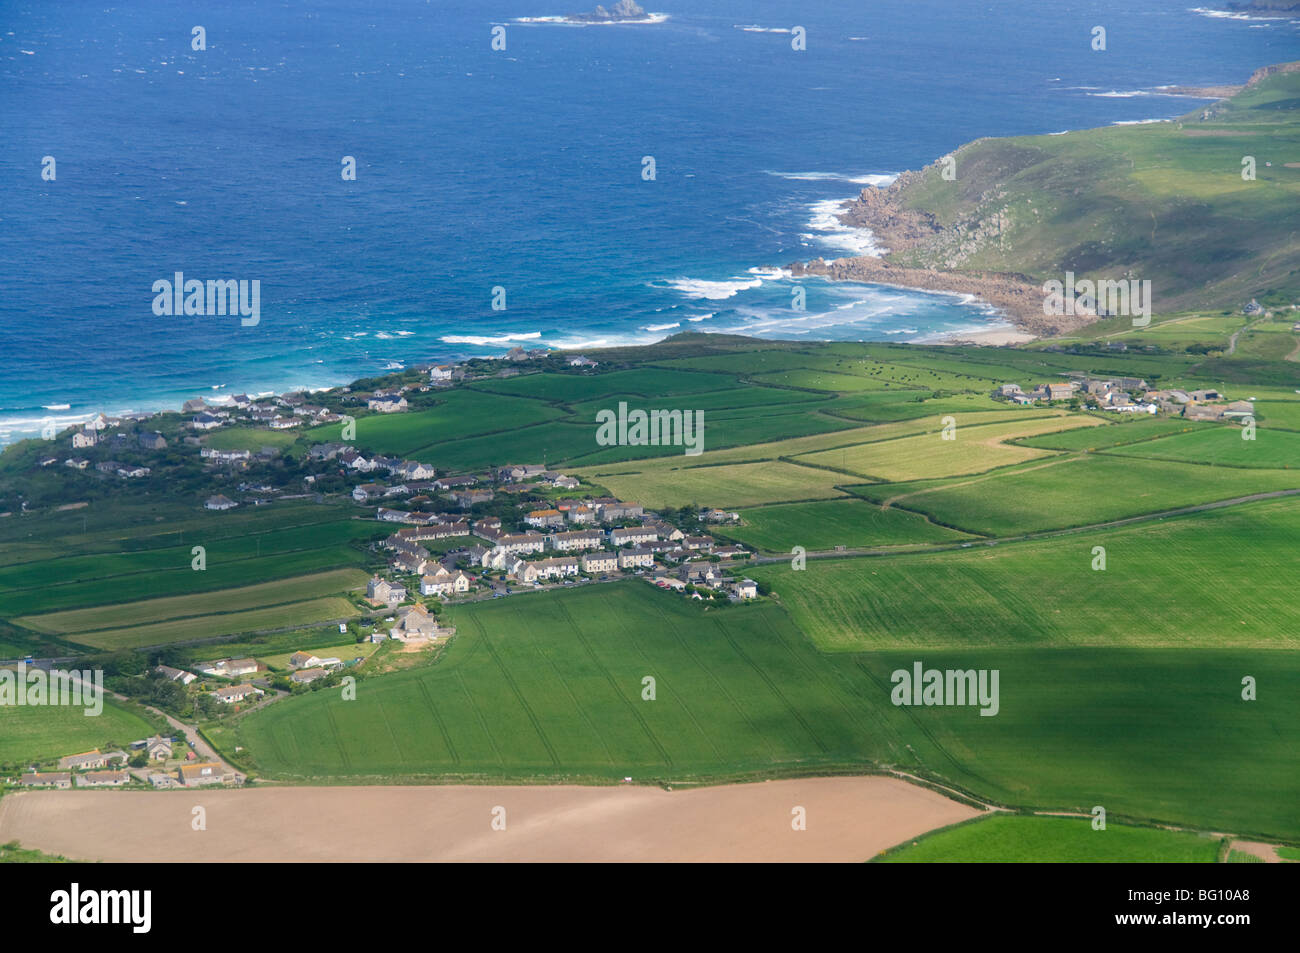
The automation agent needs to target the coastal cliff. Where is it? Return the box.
[791,62,1300,337]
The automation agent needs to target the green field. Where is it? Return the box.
[876,815,1223,863]
[226,582,901,782]
[1016,416,1202,451]
[16,569,369,636]
[747,497,1300,651]
[471,367,738,403]
[1,525,376,619]
[316,390,565,457]
[588,459,851,508]
[752,360,1001,394]
[67,596,360,650]
[1251,400,1300,431]
[792,414,1097,481]
[203,428,301,451]
[722,499,971,553]
[0,700,157,769]
[1107,424,1300,469]
[852,454,1300,536]
[574,410,1044,483]
[225,583,1300,841]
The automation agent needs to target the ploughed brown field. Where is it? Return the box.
[0,776,978,862]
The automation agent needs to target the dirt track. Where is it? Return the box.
[0,776,979,862]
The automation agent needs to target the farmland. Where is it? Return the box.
[587,459,852,509]
[791,413,1100,482]
[852,454,1300,536]
[226,582,1300,842]
[876,815,1223,863]
[3,331,1299,853]
[1015,415,1202,451]
[1104,425,1300,469]
[0,698,158,770]
[63,596,361,651]
[16,569,369,636]
[747,496,1300,652]
[226,582,904,782]
[0,500,377,619]
[313,389,566,457]
[721,499,972,553]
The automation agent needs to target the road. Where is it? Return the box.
[102,687,245,783]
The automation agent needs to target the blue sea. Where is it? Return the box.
[2,0,1299,442]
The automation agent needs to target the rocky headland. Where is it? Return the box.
[787,169,1094,338]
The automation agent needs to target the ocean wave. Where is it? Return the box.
[1189,6,1294,23]
[643,322,680,332]
[660,276,766,300]
[439,331,544,346]
[1111,118,1171,126]
[514,13,670,26]
[41,403,71,411]
[766,170,899,186]
[734,24,792,33]
[803,198,886,256]
[0,410,96,441]
[686,313,713,322]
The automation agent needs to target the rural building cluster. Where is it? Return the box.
[994,374,1254,420]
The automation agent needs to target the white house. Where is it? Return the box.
[618,548,656,570]
[211,684,265,704]
[368,393,409,413]
[580,552,618,574]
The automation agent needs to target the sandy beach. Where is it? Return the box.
[0,776,979,863]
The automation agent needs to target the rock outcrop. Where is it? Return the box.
[571,1,648,21]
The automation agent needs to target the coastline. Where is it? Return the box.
[786,62,1300,341]
[784,160,1105,338]
[788,252,1067,339]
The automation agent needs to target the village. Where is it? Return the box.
[24,348,763,615]
[9,737,239,792]
[993,372,1256,422]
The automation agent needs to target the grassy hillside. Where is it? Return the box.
[884,64,1300,313]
